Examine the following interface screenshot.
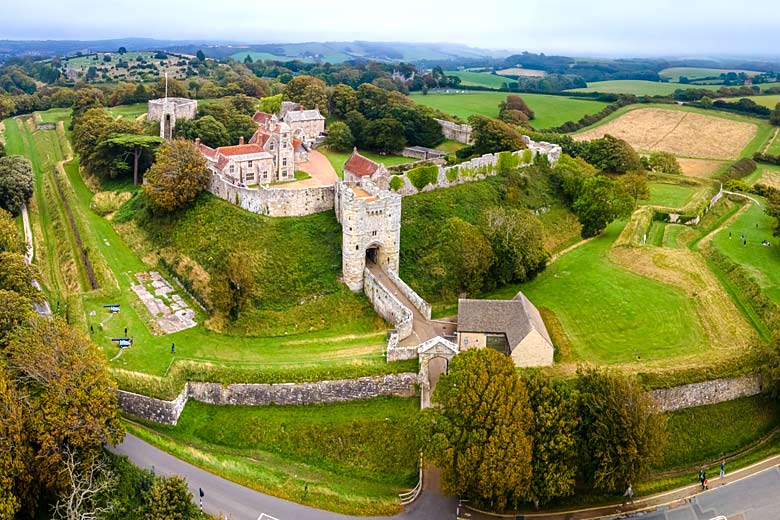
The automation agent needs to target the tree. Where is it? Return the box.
[0,209,24,255]
[572,175,633,237]
[551,154,597,205]
[482,208,549,286]
[363,118,406,154]
[0,290,33,347]
[258,94,283,115]
[585,134,641,173]
[0,142,5,158]
[328,84,358,119]
[141,476,199,520]
[176,116,231,148]
[344,110,368,147]
[284,75,328,116]
[209,249,258,322]
[0,365,30,520]
[770,103,780,127]
[419,349,534,512]
[53,447,115,520]
[390,106,444,148]
[72,109,141,180]
[0,252,40,302]
[575,368,668,492]
[0,156,33,216]
[117,47,127,54]
[648,151,681,174]
[523,372,579,506]
[196,50,206,62]
[618,170,650,208]
[143,140,210,212]
[97,135,163,185]
[766,188,780,237]
[323,121,354,152]
[499,95,534,125]
[468,115,525,155]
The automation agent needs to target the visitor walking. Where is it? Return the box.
[699,468,705,488]
[622,484,634,506]
[720,461,725,479]
[701,470,707,489]
[171,342,175,354]
[90,324,94,335]
[124,327,127,336]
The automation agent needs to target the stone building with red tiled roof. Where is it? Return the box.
[197,119,301,186]
[343,148,389,185]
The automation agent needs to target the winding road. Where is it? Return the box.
[111,434,457,520]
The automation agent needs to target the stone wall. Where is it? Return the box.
[117,373,419,425]
[386,269,431,320]
[117,388,188,426]
[649,374,763,412]
[386,330,419,361]
[209,174,335,217]
[435,119,473,144]
[388,141,562,197]
[363,267,413,340]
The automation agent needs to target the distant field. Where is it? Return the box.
[445,70,509,89]
[568,80,721,96]
[660,67,762,82]
[495,67,547,77]
[677,158,726,178]
[575,107,757,160]
[720,94,780,109]
[63,51,191,82]
[410,91,608,129]
[644,182,697,208]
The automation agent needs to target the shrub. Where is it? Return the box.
[90,191,133,216]
[389,175,404,191]
[445,167,459,182]
[496,151,520,175]
[521,149,533,164]
[648,151,682,174]
[724,179,750,192]
[407,165,439,191]
[722,158,757,181]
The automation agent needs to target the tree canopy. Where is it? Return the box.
[0,156,33,216]
[468,115,526,156]
[143,140,210,212]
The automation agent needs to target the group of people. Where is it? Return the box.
[699,461,726,490]
[729,227,772,248]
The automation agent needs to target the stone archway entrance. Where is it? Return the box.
[417,337,459,408]
[365,242,383,267]
[427,356,448,390]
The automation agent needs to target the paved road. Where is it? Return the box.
[111,434,457,520]
[21,203,51,316]
[638,466,780,520]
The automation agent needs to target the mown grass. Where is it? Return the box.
[444,70,509,89]
[659,67,762,82]
[644,182,697,208]
[125,397,420,515]
[489,221,705,366]
[410,91,609,130]
[568,80,722,96]
[319,147,413,178]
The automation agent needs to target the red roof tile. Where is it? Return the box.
[344,151,379,177]
[215,144,265,156]
[249,129,270,146]
[198,143,217,160]
[216,155,229,171]
[253,111,273,125]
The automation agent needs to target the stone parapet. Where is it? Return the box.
[363,267,413,340]
[209,174,335,217]
[649,374,763,412]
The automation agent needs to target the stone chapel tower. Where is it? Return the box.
[335,179,402,292]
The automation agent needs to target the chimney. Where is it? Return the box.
[239,136,244,145]
[195,137,201,147]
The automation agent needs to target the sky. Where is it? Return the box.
[1,0,777,58]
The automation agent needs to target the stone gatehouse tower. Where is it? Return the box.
[147,98,197,140]
[335,179,401,291]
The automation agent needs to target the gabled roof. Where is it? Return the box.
[216,155,229,171]
[197,142,217,160]
[283,108,325,122]
[253,111,273,125]
[344,150,380,177]
[249,128,271,147]
[457,292,552,351]
[215,144,266,157]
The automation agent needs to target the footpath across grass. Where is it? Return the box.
[126,397,420,516]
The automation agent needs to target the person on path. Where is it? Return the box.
[622,484,634,506]
[701,470,707,489]
[720,461,725,479]
[90,324,94,335]
[124,327,128,336]
[171,342,175,354]
[699,468,705,488]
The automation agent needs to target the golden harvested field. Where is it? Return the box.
[496,67,547,77]
[575,108,757,160]
[677,158,726,178]
[757,170,780,190]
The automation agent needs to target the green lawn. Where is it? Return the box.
[720,94,780,109]
[658,395,780,471]
[126,397,419,515]
[444,71,508,89]
[659,67,762,82]
[486,221,705,365]
[711,202,780,304]
[107,103,149,119]
[410,91,609,130]
[643,182,697,208]
[567,80,722,96]
[319,147,414,178]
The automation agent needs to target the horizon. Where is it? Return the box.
[2,0,779,58]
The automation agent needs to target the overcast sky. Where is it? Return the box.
[1,0,776,57]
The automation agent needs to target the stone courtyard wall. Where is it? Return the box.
[386,269,431,320]
[649,374,763,412]
[386,329,419,361]
[363,268,413,340]
[117,373,419,425]
[435,119,472,144]
[209,175,335,217]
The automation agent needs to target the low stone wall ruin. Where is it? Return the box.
[209,175,335,217]
[649,374,763,412]
[118,373,419,425]
[386,330,419,361]
[363,267,414,340]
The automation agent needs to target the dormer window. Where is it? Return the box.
[229,164,235,174]
[248,160,253,168]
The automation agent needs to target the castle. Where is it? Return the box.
[147,97,197,140]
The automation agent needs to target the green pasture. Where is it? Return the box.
[319,147,414,178]
[487,221,705,365]
[711,201,780,305]
[720,94,780,109]
[127,397,418,515]
[107,103,149,119]
[644,182,697,208]
[410,91,609,130]
[660,67,762,82]
[567,80,721,96]
[444,70,508,89]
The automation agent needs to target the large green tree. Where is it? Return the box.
[420,349,534,512]
[468,115,526,156]
[523,372,579,505]
[143,140,210,212]
[618,170,651,208]
[0,156,33,216]
[586,134,641,173]
[96,134,163,185]
[648,151,681,174]
[176,115,231,148]
[0,209,23,254]
[141,476,199,520]
[0,252,40,302]
[328,84,358,119]
[482,207,549,286]
[572,175,633,237]
[284,75,328,116]
[363,118,406,154]
[323,121,355,152]
[575,368,668,492]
